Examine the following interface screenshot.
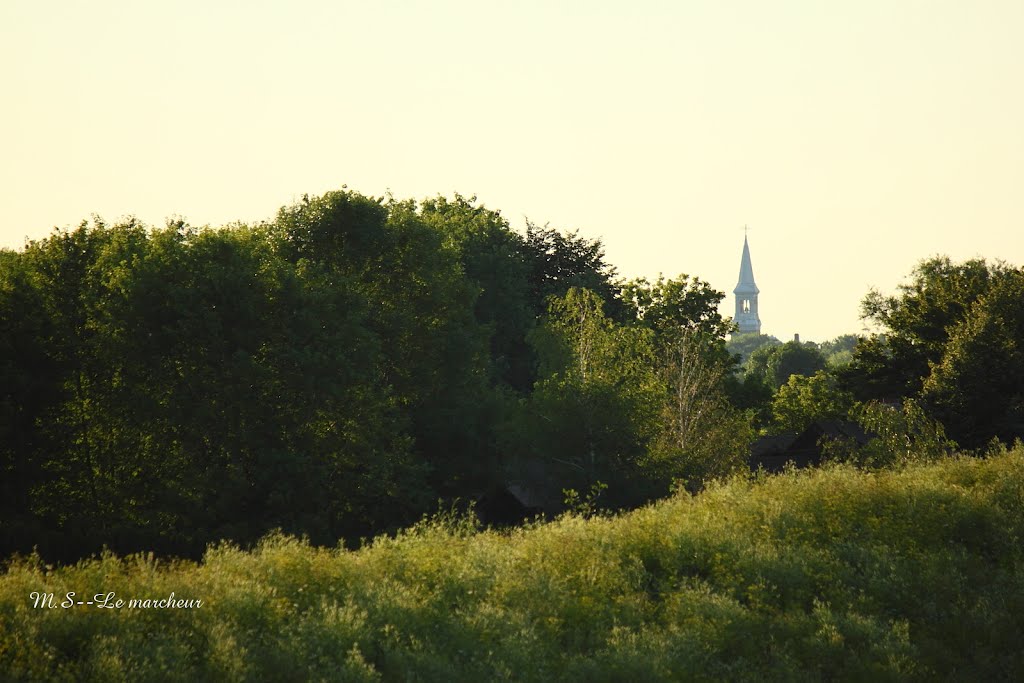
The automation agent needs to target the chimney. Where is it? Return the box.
[794,333,800,343]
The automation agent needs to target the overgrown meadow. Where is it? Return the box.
[3,447,1023,681]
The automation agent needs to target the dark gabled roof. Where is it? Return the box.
[749,420,874,473]
[750,432,799,458]
[789,419,872,453]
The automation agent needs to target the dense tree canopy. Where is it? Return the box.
[745,340,827,391]
[846,257,1008,400]
[503,288,663,509]
[3,191,1019,564]
[844,256,1024,449]
[818,333,859,368]
[726,332,780,366]
[769,371,855,435]
[0,190,742,562]
[921,270,1024,447]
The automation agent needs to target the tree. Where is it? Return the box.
[723,370,775,429]
[771,342,827,389]
[726,332,781,367]
[648,327,753,488]
[521,221,623,322]
[0,247,62,553]
[0,204,449,561]
[818,334,859,368]
[921,270,1024,448]
[417,194,535,392]
[769,371,855,434]
[621,275,753,486]
[418,199,623,395]
[841,256,1024,449]
[746,341,827,391]
[506,288,663,509]
[846,257,1007,400]
[272,190,494,499]
[620,274,733,344]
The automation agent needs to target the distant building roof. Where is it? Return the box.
[749,420,873,473]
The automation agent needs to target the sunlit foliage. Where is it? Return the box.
[3,449,1023,680]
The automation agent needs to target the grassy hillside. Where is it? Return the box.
[3,449,1024,681]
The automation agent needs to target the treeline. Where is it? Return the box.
[727,256,1024,462]
[4,189,1023,563]
[0,191,745,563]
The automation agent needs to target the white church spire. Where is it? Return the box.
[733,232,761,334]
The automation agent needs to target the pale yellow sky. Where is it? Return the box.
[2,1,1022,341]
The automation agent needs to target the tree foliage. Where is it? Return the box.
[1,211,439,559]
[648,327,753,487]
[770,371,855,435]
[746,340,827,391]
[848,257,1007,399]
[506,288,663,509]
[14,189,1016,565]
[2,190,740,562]
[621,274,731,344]
[921,270,1024,447]
[821,399,956,469]
[845,256,1024,449]
[818,334,859,368]
[521,221,622,322]
[726,332,781,367]
[624,275,751,487]
[503,274,746,510]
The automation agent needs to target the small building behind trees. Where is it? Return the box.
[749,420,872,473]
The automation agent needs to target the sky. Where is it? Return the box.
[2,1,1023,342]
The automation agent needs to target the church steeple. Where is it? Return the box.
[733,232,761,334]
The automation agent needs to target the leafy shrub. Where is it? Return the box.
[3,448,1024,680]
[822,398,957,468]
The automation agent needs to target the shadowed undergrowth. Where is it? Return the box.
[3,448,1024,681]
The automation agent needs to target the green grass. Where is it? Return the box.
[3,449,1024,681]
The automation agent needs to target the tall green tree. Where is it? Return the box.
[620,274,732,343]
[922,270,1024,448]
[506,288,663,509]
[846,257,1007,400]
[841,256,1024,449]
[1,209,442,561]
[622,275,752,487]
[648,327,753,488]
[417,194,535,392]
[0,247,62,552]
[272,190,495,496]
[521,221,623,322]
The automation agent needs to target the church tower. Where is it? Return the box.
[733,233,761,334]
